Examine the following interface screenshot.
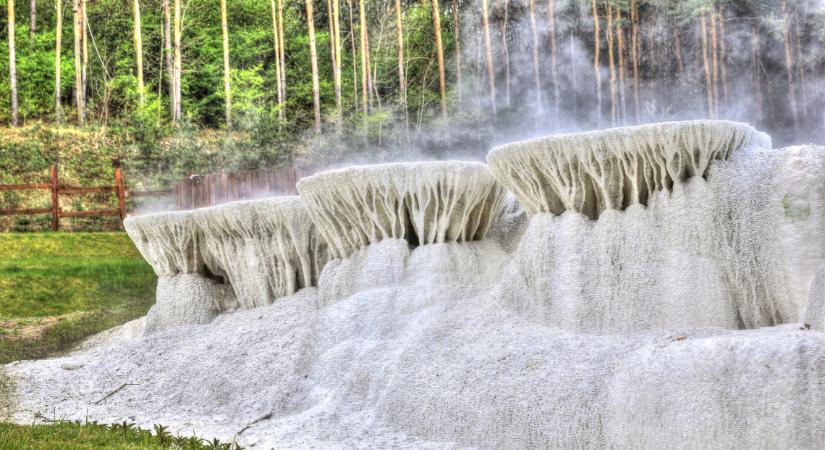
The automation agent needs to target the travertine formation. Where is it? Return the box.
[124,196,329,329]
[14,122,825,449]
[487,120,768,218]
[194,197,330,309]
[297,161,506,258]
[124,210,203,276]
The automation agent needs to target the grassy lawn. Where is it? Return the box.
[0,233,243,448]
[0,232,156,364]
[0,421,238,449]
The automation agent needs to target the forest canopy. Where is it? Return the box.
[0,0,823,186]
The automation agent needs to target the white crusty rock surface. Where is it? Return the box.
[7,123,825,449]
[124,196,330,331]
[487,120,769,219]
[297,161,506,258]
[194,197,330,309]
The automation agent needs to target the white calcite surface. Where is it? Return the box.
[193,197,330,309]
[487,120,767,219]
[124,196,329,331]
[297,161,506,258]
[7,122,825,449]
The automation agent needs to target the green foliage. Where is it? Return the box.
[0,420,240,449]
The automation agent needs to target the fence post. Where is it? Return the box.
[50,163,60,231]
[114,166,127,228]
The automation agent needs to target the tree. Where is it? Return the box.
[73,0,83,124]
[29,0,35,37]
[163,0,173,118]
[133,0,144,106]
[591,0,601,124]
[451,0,461,102]
[173,0,182,122]
[306,0,321,132]
[221,0,232,127]
[54,0,62,120]
[8,0,18,126]
[358,0,369,113]
[605,0,616,125]
[269,0,283,121]
[431,0,447,118]
[699,13,713,118]
[527,0,540,113]
[277,0,286,120]
[548,0,559,116]
[394,0,407,126]
[500,0,512,108]
[481,0,496,114]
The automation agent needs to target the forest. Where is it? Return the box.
[0,0,823,188]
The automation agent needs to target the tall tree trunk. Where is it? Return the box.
[73,0,83,124]
[452,0,460,103]
[277,0,286,120]
[80,0,87,120]
[269,0,283,121]
[54,0,61,121]
[615,3,626,122]
[750,24,762,119]
[481,0,496,113]
[709,5,719,117]
[527,0,540,113]
[163,0,173,118]
[630,0,638,122]
[673,25,684,75]
[605,0,616,126]
[591,0,601,125]
[8,0,18,126]
[305,0,321,132]
[28,0,35,37]
[358,0,369,113]
[500,0,511,108]
[220,0,232,127]
[548,0,558,117]
[394,0,407,126]
[699,14,713,118]
[780,0,797,126]
[794,5,805,116]
[431,0,447,118]
[347,0,358,113]
[332,0,342,127]
[132,0,144,106]
[173,0,182,122]
[718,8,728,111]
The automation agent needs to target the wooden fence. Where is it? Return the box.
[0,164,170,230]
[173,166,311,210]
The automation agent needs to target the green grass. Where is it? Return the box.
[0,232,156,364]
[0,421,239,449]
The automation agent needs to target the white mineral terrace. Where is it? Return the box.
[297,161,506,259]
[487,120,770,218]
[9,122,825,448]
[125,196,329,319]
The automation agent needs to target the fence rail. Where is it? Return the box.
[0,164,171,230]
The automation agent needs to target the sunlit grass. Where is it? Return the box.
[0,232,156,363]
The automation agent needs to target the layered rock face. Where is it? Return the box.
[490,120,805,332]
[487,120,767,219]
[124,196,329,331]
[297,161,506,259]
[41,122,823,448]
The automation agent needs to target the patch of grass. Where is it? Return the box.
[0,420,240,449]
[0,232,156,363]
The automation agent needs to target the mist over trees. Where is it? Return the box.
[0,0,822,167]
